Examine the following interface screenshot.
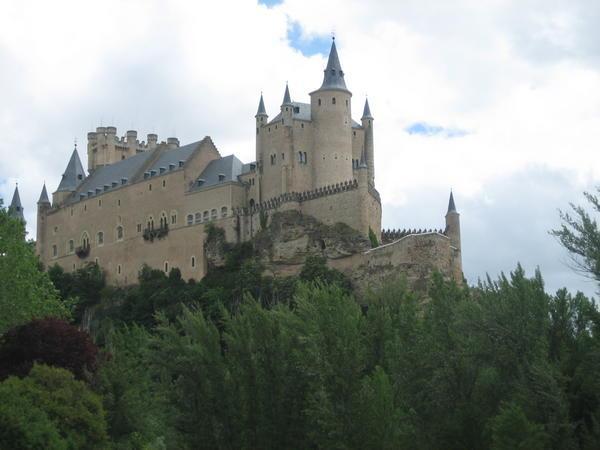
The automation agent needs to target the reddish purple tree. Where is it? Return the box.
[0,318,98,381]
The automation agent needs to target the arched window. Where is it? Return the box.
[249,199,255,209]
[116,226,124,241]
[318,98,321,106]
[211,209,217,220]
[97,231,104,246]
[52,244,57,258]
[203,210,209,221]
[195,212,202,224]
[170,210,177,225]
[332,97,336,105]
[187,214,194,226]
[147,215,155,230]
[160,211,168,228]
[68,239,74,254]
[221,206,228,218]
[81,232,90,248]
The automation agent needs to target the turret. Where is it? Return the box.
[126,130,137,144]
[53,145,86,205]
[36,183,51,258]
[147,133,158,150]
[310,38,353,188]
[255,93,268,164]
[167,137,180,149]
[445,191,462,280]
[8,184,25,223]
[280,83,293,124]
[361,98,375,186]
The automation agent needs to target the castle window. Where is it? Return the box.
[191,256,196,268]
[353,131,356,136]
[203,211,209,221]
[275,125,277,129]
[221,206,228,218]
[97,231,104,246]
[298,152,302,163]
[281,153,284,160]
[164,261,169,273]
[148,184,152,191]
[187,214,194,225]
[98,199,102,207]
[171,211,177,225]
[95,257,99,265]
[346,99,348,107]
[162,180,166,188]
[137,223,142,233]
[249,199,255,209]
[195,212,202,224]
[285,107,288,112]
[160,212,168,228]
[268,127,271,132]
[304,152,307,163]
[211,209,217,220]
[52,245,57,258]
[84,204,87,211]
[68,239,74,253]
[332,97,336,105]
[81,233,90,248]
[301,123,304,128]
[147,216,154,230]
[318,99,321,106]
[53,226,58,234]
[117,264,121,275]
[117,199,121,206]
[116,226,124,241]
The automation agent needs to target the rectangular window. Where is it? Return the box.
[171,214,177,225]
[52,245,57,257]
[137,223,142,233]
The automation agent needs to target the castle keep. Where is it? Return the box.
[28,40,462,289]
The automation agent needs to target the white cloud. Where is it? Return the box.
[1,0,599,294]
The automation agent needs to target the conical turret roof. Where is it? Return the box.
[256,93,267,117]
[38,183,50,205]
[317,39,349,92]
[282,83,292,105]
[56,147,86,192]
[362,98,373,119]
[447,191,457,213]
[8,185,24,221]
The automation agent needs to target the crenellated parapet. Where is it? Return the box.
[233,179,359,216]
[381,227,446,244]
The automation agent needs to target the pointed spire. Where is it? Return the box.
[56,146,86,192]
[256,92,267,117]
[318,38,349,92]
[447,190,457,213]
[362,98,373,119]
[8,184,24,221]
[282,83,292,105]
[38,183,50,205]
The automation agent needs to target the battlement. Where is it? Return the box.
[234,179,360,216]
[381,227,446,244]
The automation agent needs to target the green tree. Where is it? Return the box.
[489,402,549,450]
[0,364,108,449]
[0,203,69,334]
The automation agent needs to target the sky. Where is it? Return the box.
[1,0,600,296]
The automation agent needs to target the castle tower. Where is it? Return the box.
[310,38,353,188]
[53,145,86,205]
[255,93,268,161]
[361,98,375,186]
[445,191,463,281]
[36,184,51,259]
[8,184,25,222]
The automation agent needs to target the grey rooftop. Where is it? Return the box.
[447,191,457,213]
[38,183,50,204]
[56,148,86,192]
[318,39,349,92]
[362,98,373,119]
[9,185,24,221]
[256,93,267,116]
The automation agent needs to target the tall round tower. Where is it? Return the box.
[309,39,353,188]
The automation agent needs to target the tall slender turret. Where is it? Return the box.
[445,191,462,281]
[361,98,374,186]
[53,145,86,205]
[8,184,25,222]
[36,183,51,258]
[281,83,293,123]
[255,93,268,165]
[310,38,353,188]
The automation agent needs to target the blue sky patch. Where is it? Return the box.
[258,0,283,7]
[406,122,468,138]
[287,21,331,57]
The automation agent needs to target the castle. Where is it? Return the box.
[12,39,462,289]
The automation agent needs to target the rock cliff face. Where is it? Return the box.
[253,210,371,266]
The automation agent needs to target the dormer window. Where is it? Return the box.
[112,181,118,187]
[77,174,83,180]
[150,170,157,177]
[197,178,205,187]
[332,97,336,105]
[179,160,185,167]
[218,174,225,182]
[159,167,166,174]
[294,106,300,113]
[169,163,175,170]
[104,185,109,191]
[143,172,150,179]
[121,178,127,185]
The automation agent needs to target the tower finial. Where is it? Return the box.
[447,190,457,213]
[256,92,267,117]
[282,83,292,106]
[9,184,24,222]
[362,98,373,120]
[317,37,349,92]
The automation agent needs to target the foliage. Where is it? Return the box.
[0,318,99,381]
[368,226,379,248]
[0,205,69,334]
[0,364,108,449]
[299,255,352,293]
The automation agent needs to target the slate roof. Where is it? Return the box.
[447,191,457,213]
[191,154,244,190]
[38,184,50,204]
[56,149,86,192]
[256,93,267,116]
[362,98,373,119]
[147,141,200,174]
[9,186,24,221]
[268,102,311,124]
[318,39,349,92]
[282,84,292,105]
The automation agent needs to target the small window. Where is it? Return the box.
[318,99,321,106]
[117,264,122,275]
[160,212,168,228]
[68,239,74,253]
[84,204,87,211]
[52,245,57,257]
[162,180,166,188]
[301,123,304,129]
[281,153,284,160]
[95,257,99,265]
[346,99,348,107]
[332,97,336,105]
[187,214,194,225]
[221,206,228,218]
[53,226,58,234]
[137,223,142,233]
[171,212,177,225]
[203,211,209,221]
[211,209,217,220]
[97,231,104,245]
[195,212,202,224]
[304,152,307,164]
[116,226,124,241]
[148,184,152,191]
[77,174,83,180]
[191,256,196,268]
[98,199,102,207]
[164,261,169,273]
[117,199,121,206]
